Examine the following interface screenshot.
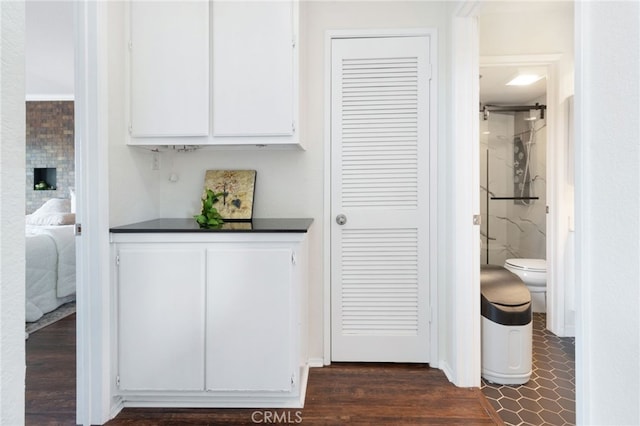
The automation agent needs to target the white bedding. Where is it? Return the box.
[25,224,76,322]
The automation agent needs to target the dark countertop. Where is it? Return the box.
[110,218,313,233]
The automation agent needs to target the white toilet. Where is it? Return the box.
[504,258,547,313]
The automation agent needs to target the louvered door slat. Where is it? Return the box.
[341,50,418,211]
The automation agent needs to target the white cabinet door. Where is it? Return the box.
[118,246,206,391]
[129,1,209,137]
[212,1,295,138]
[206,248,293,391]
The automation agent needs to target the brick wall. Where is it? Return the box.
[25,101,74,214]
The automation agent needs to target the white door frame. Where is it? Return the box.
[449,3,482,387]
[323,28,438,366]
[75,1,113,424]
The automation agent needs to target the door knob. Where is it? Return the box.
[336,214,347,226]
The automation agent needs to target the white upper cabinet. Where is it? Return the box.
[212,1,296,140]
[129,1,210,138]
[128,1,299,147]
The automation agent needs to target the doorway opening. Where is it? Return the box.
[476,2,576,423]
[24,0,77,421]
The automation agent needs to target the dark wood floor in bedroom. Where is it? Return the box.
[25,314,76,425]
[26,314,502,425]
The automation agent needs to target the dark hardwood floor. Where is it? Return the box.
[26,314,502,425]
[25,314,76,425]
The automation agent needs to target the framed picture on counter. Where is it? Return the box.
[202,170,256,220]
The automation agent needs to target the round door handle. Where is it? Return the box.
[336,214,347,225]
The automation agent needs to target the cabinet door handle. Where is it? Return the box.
[336,214,347,226]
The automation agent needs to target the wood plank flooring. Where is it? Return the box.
[26,314,502,425]
[25,314,76,425]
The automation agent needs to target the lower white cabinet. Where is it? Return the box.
[111,232,308,408]
[206,248,293,392]
[118,246,206,391]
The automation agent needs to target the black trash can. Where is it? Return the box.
[480,265,532,385]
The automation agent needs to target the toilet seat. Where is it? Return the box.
[505,258,546,272]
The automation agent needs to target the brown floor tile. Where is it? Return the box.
[482,313,576,426]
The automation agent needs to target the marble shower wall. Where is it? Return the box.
[480,110,547,265]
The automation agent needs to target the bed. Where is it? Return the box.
[25,198,76,323]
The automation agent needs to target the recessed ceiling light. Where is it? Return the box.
[506,74,544,86]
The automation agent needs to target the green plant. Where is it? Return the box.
[194,189,225,228]
[34,181,51,190]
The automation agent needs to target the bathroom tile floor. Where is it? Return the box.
[482,313,576,426]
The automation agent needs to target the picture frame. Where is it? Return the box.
[202,170,257,220]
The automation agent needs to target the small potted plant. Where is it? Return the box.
[194,189,225,228]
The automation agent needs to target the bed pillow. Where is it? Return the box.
[28,198,74,226]
[26,212,76,226]
[33,198,71,214]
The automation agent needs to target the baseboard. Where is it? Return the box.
[110,396,125,422]
[114,365,309,410]
[307,358,325,368]
[440,361,455,384]
[562,325,575,337]
[298,364,309,407]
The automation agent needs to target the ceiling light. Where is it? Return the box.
[506,74,543,86]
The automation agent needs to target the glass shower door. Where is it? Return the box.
[480,110,547,265]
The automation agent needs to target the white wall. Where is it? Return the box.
[575,2,640,424]
[480,1,574,58]
[25,1,74,100]
[107,1,455,369]
[108,2,161,227]
[0,2,26,424]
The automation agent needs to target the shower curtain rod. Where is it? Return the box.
[481,103,546,119]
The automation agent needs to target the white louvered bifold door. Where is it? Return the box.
[331,36,431,362]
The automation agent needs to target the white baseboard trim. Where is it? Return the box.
[113,366,309,411]
[440,361,455,384]
[307,358,325,368]
[109,397,124,423]
[562,325,575,337]
[298,364,309,407]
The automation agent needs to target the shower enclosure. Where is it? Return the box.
[480,104,547,265]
